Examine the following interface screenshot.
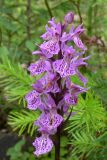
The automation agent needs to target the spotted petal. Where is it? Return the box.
[53,59,76,77]
[33,134,53,156]
[40,40,60,58]
[25,90,41,110]
[64,93,77,105]
[28,60,51,76]
[35,111,63,133]
[33,73,60,93]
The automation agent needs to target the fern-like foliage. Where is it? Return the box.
[0,55,35,104]
[72,131,98,156]
[70,130,107,159]
[66,92,107,159]
[66,92,106,133]
[8,109,39,136]
[87,69,107,105]
[88,131,107,160]
[71,131,103,159]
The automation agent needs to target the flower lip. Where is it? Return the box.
[32,73,60,94]
[28,60,51,76]
[40,40,60,58]
[35,111,63,134]
[33,134,53,156]
[25,90,41,110]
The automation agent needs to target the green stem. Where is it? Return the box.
[87,0,95,36]
[44,0,53,18]
[0,28,2,46]
[26,0,31,39]
[77,0,82,23]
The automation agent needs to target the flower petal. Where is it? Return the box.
[73,36,87,50]
[25,90,41,110]
[35,111,63,133]
[76,70,88,86]
[33,134,53,156]
[40,40,60,58]
[33,73,60,93]
[28,60,51,76]
[64,93,77,105]
[53,59,76,77]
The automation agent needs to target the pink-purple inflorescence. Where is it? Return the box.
[25,12,89,156]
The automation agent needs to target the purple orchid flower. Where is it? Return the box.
[33,134,53,156]
[28,59,51,76]
[64,93,78,106]
[33,72,60,93]
[35,110,63,134]
[53,55,89,78]
[25,90,41,110]
[41,18,61,41]
[25,12,89,157]
[40,40,60,58]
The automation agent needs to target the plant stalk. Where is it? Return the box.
[44,0,53,18]
[55,126,61,160]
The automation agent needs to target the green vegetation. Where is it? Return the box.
[0,0,107,160]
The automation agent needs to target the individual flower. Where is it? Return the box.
[66,77,88,93]
[60,32,70,42]
[53,56,76,78]
[61,42,76,56]
[64,93,77,106]
[41,18,61,40]
[32,72,60,93]
[61,24,86,51]
[25,90,41,110]
[64,79,87,105]
[33,134,53,156]
[28,60,51,76]
[70,25,87,50]
[35,110,63,134]
[40,40,60,58]
[53,55,89,78]
[70,24,85,37]
[30,93,56,112]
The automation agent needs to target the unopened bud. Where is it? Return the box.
[64,12,74,24]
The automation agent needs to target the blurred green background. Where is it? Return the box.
[0,0,107,160]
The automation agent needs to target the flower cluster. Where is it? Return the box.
[25,12,89,156]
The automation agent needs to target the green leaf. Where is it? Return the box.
[66,92,106,133]
[71,131,99,158]
[25,40,35,51]
[0,46,9,57]
[0,54,35,104]
[8,109,39,136]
